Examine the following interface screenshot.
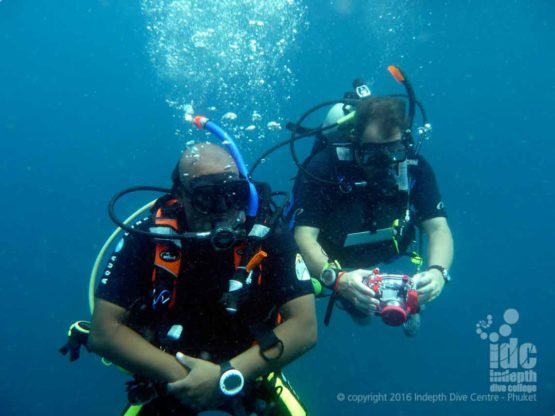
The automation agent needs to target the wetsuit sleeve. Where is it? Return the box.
[290,151,334,229]
[95,226,153,309]
[411,157,447,222]
[263,221,314,306]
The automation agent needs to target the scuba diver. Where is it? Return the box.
[284,67,454,334]
[61,118,316,415]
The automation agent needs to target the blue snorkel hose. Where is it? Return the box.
[192,116,259,219]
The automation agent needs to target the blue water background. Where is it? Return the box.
[1,1,554,415]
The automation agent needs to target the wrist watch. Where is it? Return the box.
[320,266,340,288]
[219,361,244,396]
[427,265,451,283]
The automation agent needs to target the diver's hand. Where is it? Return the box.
[167,353,221,409]
[336,269,380,315]
[412,269,445,304]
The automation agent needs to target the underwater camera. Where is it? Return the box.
[363,268,419,326]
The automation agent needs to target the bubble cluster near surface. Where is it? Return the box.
[141,0,307,157]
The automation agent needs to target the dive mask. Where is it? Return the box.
[357,141,407,167]
[185,174,250,215]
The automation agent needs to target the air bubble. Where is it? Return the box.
[222,112,238,121]
[141,0,307,149]
[267,121,281,130]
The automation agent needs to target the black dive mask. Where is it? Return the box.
[357,141,407,167]
[185,173,250,215]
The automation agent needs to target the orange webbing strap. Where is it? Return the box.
[153,243,181,276]
[152,202,181,309]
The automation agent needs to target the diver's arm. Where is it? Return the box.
[226,293,317,379]
[422,216,454,270]
[294,225,377,313]
[88,298,188,383]
[166,294,317,406]
[294,225,328,276]
[412,217,454,303]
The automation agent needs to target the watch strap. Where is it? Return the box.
[325,259,341,271]
[427,265,450,283]
[334,271,346,292]
[220,360,233,374]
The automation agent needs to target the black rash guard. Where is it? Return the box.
[291,147,447,268]
[96,216,313,362]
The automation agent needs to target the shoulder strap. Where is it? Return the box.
[151,198,182,311]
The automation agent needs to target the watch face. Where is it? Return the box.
[220,369,244,396]
[322,268,337,287]
[224,374,242,390]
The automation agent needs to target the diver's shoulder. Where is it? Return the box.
[263,219,296,250]
[302,148,336,180]
[410,154,435,172]
[305,147,335,168]
[119,216,156,246]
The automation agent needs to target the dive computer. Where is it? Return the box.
[219,361,244,396]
